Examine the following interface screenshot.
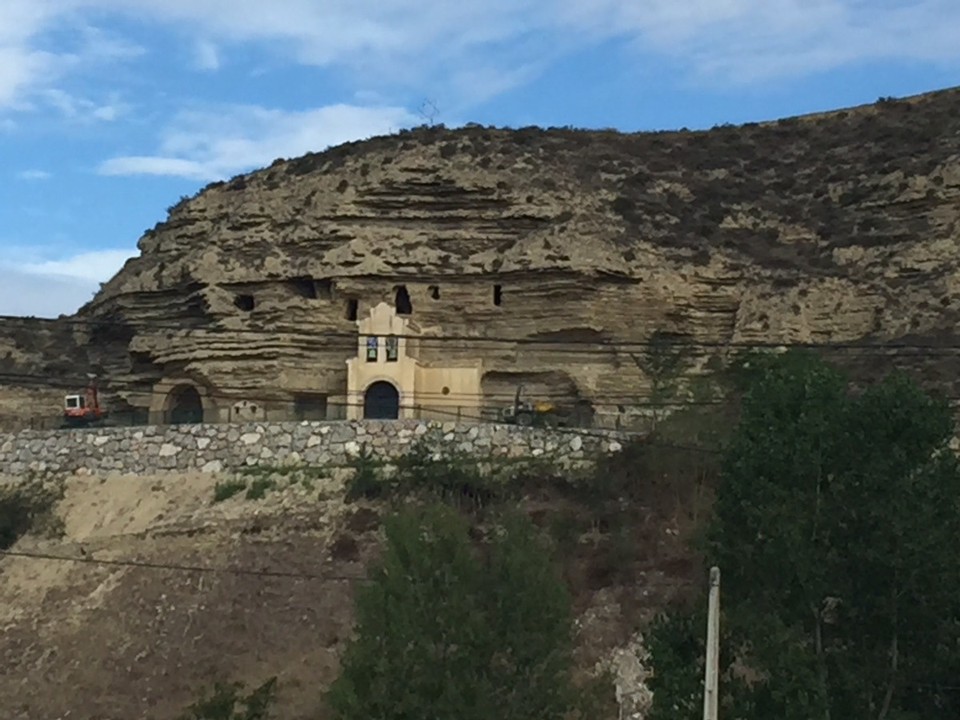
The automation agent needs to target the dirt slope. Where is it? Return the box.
[0,470,692,719]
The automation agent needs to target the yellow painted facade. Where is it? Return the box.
[148,302,484,424]
[345,302,483,421]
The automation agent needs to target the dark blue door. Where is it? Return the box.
[363,381,400,419]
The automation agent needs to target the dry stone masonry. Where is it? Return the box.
[0,420,628,477]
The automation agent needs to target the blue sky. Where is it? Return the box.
[2,0,959,318]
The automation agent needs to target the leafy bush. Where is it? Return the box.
[344,444,385,502]
[0,476,65,549]
[345,433,515,510]
[648,350,960,719]
[212,479,247,504]
[177,677,277,720]
[244,477,276,501]
[325,504,585,720]
[393,434,498,509]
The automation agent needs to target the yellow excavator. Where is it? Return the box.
[499,385,562,427]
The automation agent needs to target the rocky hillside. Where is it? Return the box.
[0,460,695,720]
[0,318,91,431]
[5,87,960,426]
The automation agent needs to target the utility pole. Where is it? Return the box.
[702,566,721,720]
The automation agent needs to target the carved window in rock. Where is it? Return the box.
[385,336,399,362]
[366,336,379,362]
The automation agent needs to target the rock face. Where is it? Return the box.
[0,318,90,431]
[5,88,960,427]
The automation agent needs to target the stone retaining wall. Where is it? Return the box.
[0,420,630,477]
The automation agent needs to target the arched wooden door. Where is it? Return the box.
[363,381,400,420]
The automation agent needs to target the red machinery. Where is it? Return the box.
[62,375,108,428]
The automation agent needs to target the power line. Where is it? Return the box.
[0,370,732,406]
[0,548,696,588]
[7,311,960,352]
[0,548,366,581]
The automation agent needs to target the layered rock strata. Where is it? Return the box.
[6,88,960,427]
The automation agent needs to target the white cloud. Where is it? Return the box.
[0,45,58,108]
[18,248,133,283]
[99,155,209,180]
[17,169,51,180]
[2,0,960,124]
[75,0,960,93]
[99,102,418,181]
[561,0,960,84]
[0,268,97,317]
[0,248,135,318]
[194,40,220,71]
[41,88,129,122]
[0,1,142,111]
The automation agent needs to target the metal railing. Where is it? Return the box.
[7,401,661,434]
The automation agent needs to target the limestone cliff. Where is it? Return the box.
[10,87,960,426]
[0,318,91,431]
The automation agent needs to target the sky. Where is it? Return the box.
[2,1,959,318]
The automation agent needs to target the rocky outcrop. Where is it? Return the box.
[8,88,960,426]
[0,318,91,431]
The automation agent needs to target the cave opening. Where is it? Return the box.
[493,284,502,306]
[289,276,318,299]
[234,294,255,312]
[428,285,440,300]
[395,285,413,315]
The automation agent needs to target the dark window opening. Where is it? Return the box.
[366,336,379,362]
[493,284,502,306]
[289,276,317,299]
[167,385,203,425]
[428,285,440,300]
[129,351,153,372]
[395,285,412,315]
[294,393,328,421]
[386,336,399,362]
[346,298,359,321]
[234,294,255,312]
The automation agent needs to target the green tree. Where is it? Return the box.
[325,504,580,720]
[177,677,277,720]
[648,351,960,719]
[632,329,696,428]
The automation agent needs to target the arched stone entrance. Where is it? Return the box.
[363,381,400,420]
[166,385,204,425]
